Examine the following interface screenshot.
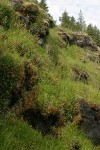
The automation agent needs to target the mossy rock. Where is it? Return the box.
[24,2,39,15]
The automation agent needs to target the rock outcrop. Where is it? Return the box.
[58,29,100,51]
[77,100,100,145]
[12,0,54,45]
[87,53,100,63]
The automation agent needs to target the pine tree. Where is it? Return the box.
[39,0,48,12]
[70,16,76,31]
[87,24,100,46]
[87,24,94,35]
[59,10,70,28]
[31,0,38,4]
[77,10,86,31]
[33,0,38,4]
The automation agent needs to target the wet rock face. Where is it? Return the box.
[58,30,99,51]
[79,101,100,145]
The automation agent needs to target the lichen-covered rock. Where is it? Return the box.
[58,30,74,45]
[87,53,100,63]
[58,29,99,51]
[71,33,99,51]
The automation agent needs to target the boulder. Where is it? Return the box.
[71,33,99,51]
[58,29,99,51]
[24,3,39,16]
[38,38,44,46]
[77,100,100,145]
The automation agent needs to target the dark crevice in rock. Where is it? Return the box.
[22,108,63,135]
[9,90,22,108]
[72,144,80,150]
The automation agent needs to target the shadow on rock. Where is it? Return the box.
[76,100,100,145]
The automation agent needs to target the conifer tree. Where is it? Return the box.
[87,24,100,46]
[39,0,48,12]
[70,16,76,31]
[59,10,70,28]
[33,0,38,4]
[77,10,86,31]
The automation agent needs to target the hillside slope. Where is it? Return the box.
[0,0,100,150]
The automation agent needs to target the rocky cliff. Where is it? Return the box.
[0,0,100,149]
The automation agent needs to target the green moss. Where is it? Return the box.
[24,2,39,15]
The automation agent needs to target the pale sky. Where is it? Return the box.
[46,0,100,29]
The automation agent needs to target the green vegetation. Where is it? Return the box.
[39,0,48,12]
[1,117,100,150]
[87,24,100,46]
[60,9,100,46]
[0,0,100,150]
[59,10,86,32]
